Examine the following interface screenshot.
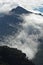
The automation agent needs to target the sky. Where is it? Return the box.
[0,0,43,13]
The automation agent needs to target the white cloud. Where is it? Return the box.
[0,0,43,61]
[0,13,43,60]
[18,0,43,12]
[0,0,43,13]
[0,0,18,13]
[0,1,43,64]
[21,14,43,24]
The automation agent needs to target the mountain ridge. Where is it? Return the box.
[0,46,35,65]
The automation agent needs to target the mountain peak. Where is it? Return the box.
[11,6,32,14]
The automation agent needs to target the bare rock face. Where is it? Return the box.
[0,46,35,65]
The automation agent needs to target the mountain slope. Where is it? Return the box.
[0,46,35,65]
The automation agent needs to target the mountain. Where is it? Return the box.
[0,46,35,65]
[11,6,32,14]
[0,6,33,41]
[0,6,43,65]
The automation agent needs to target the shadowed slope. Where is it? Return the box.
[0,6,30,40]
[0,46,35,65]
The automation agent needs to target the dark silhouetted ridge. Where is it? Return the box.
[0,46,35,65]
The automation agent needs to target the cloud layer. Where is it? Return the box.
[0,13,43,60]
[0,0,43,13]
[0,0,43,64]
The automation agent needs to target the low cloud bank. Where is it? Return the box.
[0,13,43,60]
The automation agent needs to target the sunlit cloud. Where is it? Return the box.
[0,0,43,13]
[0,0,18,13]
[0,0,43,62]
[0,12,43,59]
